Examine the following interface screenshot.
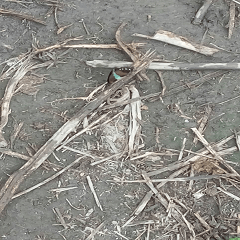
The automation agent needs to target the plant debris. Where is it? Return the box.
[0,1,240,239]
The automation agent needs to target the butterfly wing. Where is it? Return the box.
[107,68,132,84]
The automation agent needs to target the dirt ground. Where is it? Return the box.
[0,0,240,239]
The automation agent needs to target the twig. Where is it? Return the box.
[128,220,160,227]
[130,151,177,161]
[227,1,236,39]
[232,0,240,5]
[155,127,160,144]
[86,176,103,211]
[90,153,120,166]
[142,171,168,208]
[49,96,88,103]
[238,214,240,234]
[53,207,68,229]
[194,211,211,230]
[217,187,240,201]
[188,165,194,191]
[116,22,137,62]
[193,0,213,25]
[57,113,109,151]
[146,224,151,240]
[235,130,240,151]
[61,146,100,160]
[142,171,196,237]
[79,19,90,35]
[58,232,67,240]
[66,198,82,211]
[85,82,107,101]
[156,70,166,97]
[209,42,239,54]
[217,94,240,105]
[166,147,235,160]
[193,105,211,145]
[49,186,78,194]
[54,7,60,28]
[114,231,129,240]
[85,221,105,240]
[123,166,189,227]
[115,22,149,82]
[191,127,240,176]
[209,113,225,122]
[114,173,237,183]
[12,156,85,199]
[4,0,33,7]
[0,147,62,170]
[135,229,147,239]
[57,23,72,35]
[0,148,30,161]
[63,42,145,50]
[152,165,190,187]
[32,38,144,55]
[38,0,62,8]
[196,229,211,237]
[133,30,219,55]
[146,145,236,177]
[86,60,240,70]
[53,6,72,34]
[178,138,187,160]
[0,7,46,25]
[179,211,195,238]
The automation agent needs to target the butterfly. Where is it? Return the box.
[107,67,132,84]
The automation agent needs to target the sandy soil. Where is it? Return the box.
[0,0,240,239]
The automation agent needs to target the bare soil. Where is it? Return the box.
[0,0,240,239]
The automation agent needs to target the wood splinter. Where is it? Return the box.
[86,176,103,211]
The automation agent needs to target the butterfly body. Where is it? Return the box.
[107,67,132,84]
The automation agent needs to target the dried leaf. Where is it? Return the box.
[17,75,44,96]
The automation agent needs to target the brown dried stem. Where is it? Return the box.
[193,0,213,25]
[115,22,138,62]
[12,156,85,199]
[0,7,46,25]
